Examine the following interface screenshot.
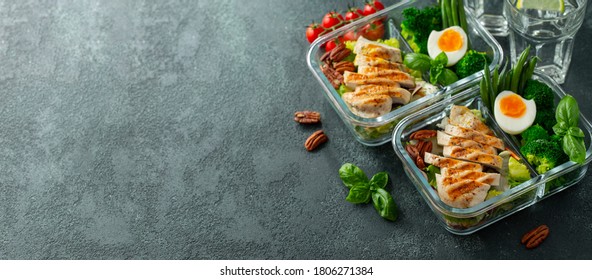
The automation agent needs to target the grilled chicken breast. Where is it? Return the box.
[341,92,391,118]
[357,66,415,88]
[343,71,415,89]
[440,168,501,186]
[437,131,497,155]
[436,174,491,208]
[449,105,494,136]
[354,54,406,70]
[354,36,402,63]
[444,124,505,150]
[353,85,412,104]
[443,146,503,170]
[424,152,483,171]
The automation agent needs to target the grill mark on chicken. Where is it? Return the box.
[444,124,505,150]
[437,131,497,155]
[354,54,406,70]
[443,146,503,170]
[449,105,494,136]
[424,152,483,171]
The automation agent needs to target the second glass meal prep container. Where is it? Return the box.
[307,0,503,146]
[392,71,592,235]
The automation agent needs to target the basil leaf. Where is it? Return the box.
[371,188,398,221]
[430,63,444,84]
[403,53,431,72]
[552,121,569,136]
[346,185,371,204]
[432,52,448,67]
[369,172,388,190]
[339,163,368,189]
[562,134,586,164]
[555,95,580,128]
[438,68,459,86]
[567,126,585,138]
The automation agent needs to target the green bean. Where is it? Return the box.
[505,69,513,93]
[519,57,538,93]
[510,46,530,92]
[497,61,509,92]
[443,0,454,28]
[492,65,499,98]
[451,0,460,26]
[441,0,449,28]
[458,0,469,42]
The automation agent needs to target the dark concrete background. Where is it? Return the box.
[0,0,590,259]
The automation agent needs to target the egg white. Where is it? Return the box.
[494,91,537,135]
[427,26,468,67]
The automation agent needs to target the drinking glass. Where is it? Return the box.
[504,0,588,84]
[466,0,508,36]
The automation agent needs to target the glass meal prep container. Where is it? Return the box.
[392,71,592,235]
[306,0,503,146]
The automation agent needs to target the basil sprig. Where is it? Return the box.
[404,52,458,86]
[339,163,398,221]
[552,95,586,164]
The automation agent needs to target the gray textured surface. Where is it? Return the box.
[0,0,590,259]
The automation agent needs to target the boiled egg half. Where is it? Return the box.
[427,26,468,66]
[494,91,536,135]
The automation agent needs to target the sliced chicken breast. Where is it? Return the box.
[354,54,406,70]
[437,131,497,155]
[343,71,415,89]
[442,146,503,170]
[341,92,392,118]
[343,71,399,88]
[440,168,501,186]
[354,85,411,105]
[444,124,505,150]
[449,105,495,136]
[357,66,416,88]
[354,36,402,63]
[436,174,491,208]
[424,152,483,172]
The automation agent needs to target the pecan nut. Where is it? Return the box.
[333,61,355,74]
[416,140,433,159]
[409,130,437,140]
[321,63,343,89]
[305,130,328,151]
[416,154,426,169]
[294,111,321,124]
[405,144,419,161]
[521,225,549,249]
[329,45,351,62]
[320,50,332,62]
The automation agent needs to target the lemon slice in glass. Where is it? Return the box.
[516,0,565,13]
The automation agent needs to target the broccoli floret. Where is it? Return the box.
[523,79,555,109]
[534,108,556,133]
[401,6,442,54]
[550,134,562,146]
[520,139,567,174]
[454,50,491,78]
[520,124,549,145]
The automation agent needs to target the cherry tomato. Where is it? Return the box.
[362,0,385,16]
[360,21,385,41]
[322,11,344,29]
[325,37,343,52]
[343,30,359,42]
[345,7,363,21]
[306,22,325,43]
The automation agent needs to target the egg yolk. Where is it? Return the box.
[438,29,463,52]
[500,94,526,118]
